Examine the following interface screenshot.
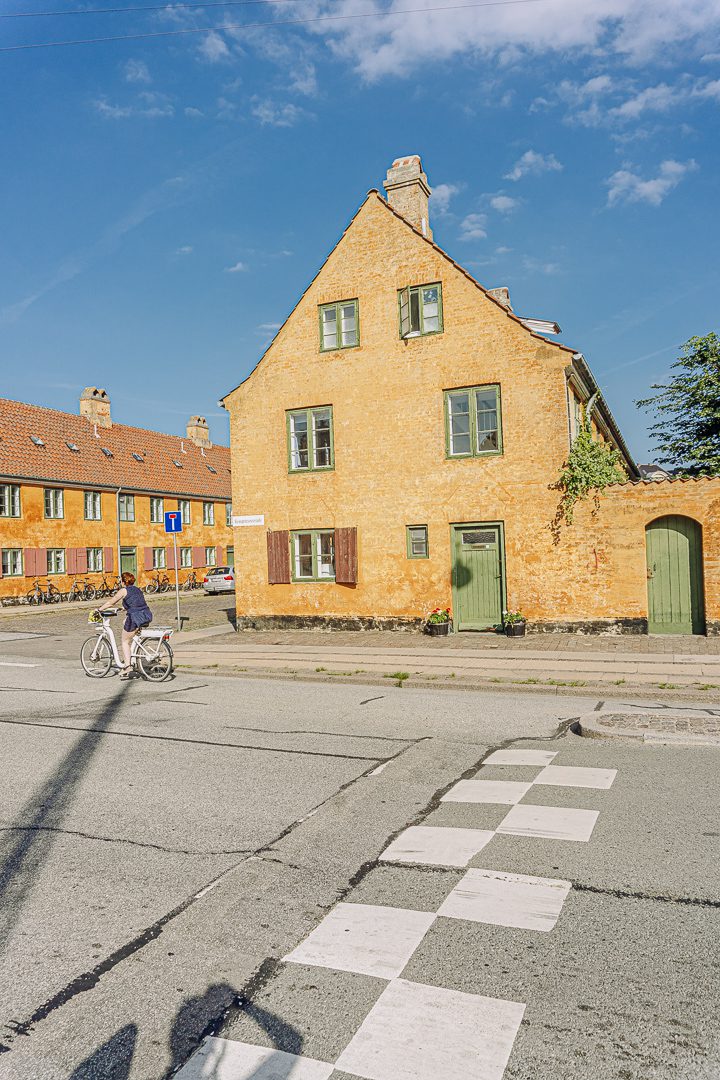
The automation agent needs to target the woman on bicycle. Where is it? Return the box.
[95,571,153,679]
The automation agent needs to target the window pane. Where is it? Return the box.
[409,290,421,333]
[399,289,411,337]
[322,307,338,349]
[475,389,499,452]
[290,414,309,469]
[313,409,332,468]
[294,533,313,578]
[409,526,428,557]
[340,304,357,347]
[317,532,335,577]
[448,393,471,455]
[421,287,439,332]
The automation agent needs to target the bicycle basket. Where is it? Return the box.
[88,610,102,624]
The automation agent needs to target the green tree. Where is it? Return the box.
[636,332,720,476]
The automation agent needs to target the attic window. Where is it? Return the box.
[30,435,45,447]
[101,447,113,458]
[206,464,217,474]
[399,283,443,338]
[173,459,183,468]
[132,452,144,462]
[66,441,80,452]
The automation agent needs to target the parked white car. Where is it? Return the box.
[202,566,235,594]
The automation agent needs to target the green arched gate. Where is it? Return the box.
[646,515,705,635]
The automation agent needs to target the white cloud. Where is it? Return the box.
[504,150,563,181]
[522,255,561,275]
[185,106,205,118]
[198,31,231,63]
[94,92,174,119]
[431,182,460,214]
[124,58,151,84]
[490,194,519,213]
[225,261,249,273]
[289,62,318,96]
[176,245,193,255]
[495,246,512,255]
[459,213,487,240]
[251,99,307,126]
[256,322,282,331]
[606,158,698,206]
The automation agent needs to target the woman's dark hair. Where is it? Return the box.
[121,572,136,586]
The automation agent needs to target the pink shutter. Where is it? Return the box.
[103,547,114,573]
[192,546,205,569]
[37,548,47,576]
[144,547,154,571]
[76,548,88,574]
[166,545,176,570]
[24,549,36,576]
[66,548,77,575]
[216,545,223,566]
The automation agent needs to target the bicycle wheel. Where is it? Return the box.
[160,581,170,594]
[145,581,158,594]
[50,587,63,603]
[80,636,113,677]
[83,585,97,601]
[138,640,173,682]
[26,589,40,605]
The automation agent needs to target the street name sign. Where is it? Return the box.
[232,515,265,527]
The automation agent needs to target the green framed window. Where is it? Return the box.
[0,484,20,518]
[119,494,135,521]
[150,496,164,523]
[44,488,64,519]
[225,503,232,527]
[319,300,359,351]
[406,525,429,559]
[178,499,191,524]
[180,547,192,568]
[87,547,103,572]
[47,548,65,575]
[287,407,334,472]
[84,491,102,520]
[291,529,335,581]
[1,549,23,576]
[399,283,443,338]
[445,385,502,458]
[203,501,215,526]
[152,547,166,570]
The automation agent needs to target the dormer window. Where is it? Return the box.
[399,283,443,338]
[319,300,359,351]
[30,435,45,447]
[132,452,144,462]
[101,447,113,458]
[66,441,80,452]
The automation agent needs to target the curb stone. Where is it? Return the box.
[577,712,720,747]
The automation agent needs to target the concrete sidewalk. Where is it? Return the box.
[172,628,720,698]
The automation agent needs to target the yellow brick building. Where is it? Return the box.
[222,156,720,636]
[0,388,233,600]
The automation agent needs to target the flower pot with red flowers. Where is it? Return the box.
[503,610,527,637]
[425,607,452,635]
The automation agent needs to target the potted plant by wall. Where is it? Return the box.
[425,607,452,636]
[503,610,527,637]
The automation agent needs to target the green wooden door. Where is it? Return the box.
[646,516,705,635]
[452,524,504,631]
[120,547,137,578]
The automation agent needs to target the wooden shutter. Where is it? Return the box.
[76,548,88,574]
[144,547,154,571]
[166,545,176,570]
[103,547,114,572]
[192,546,205,569]
[335,527,358,585]
[24,549,37,577]
[66,548,78,575]
[267,530,290,584]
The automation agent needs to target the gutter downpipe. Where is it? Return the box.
[116,487,122,583]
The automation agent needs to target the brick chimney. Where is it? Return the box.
[383,155,433,239]
[187,415,212,448]
[79,387,112,428]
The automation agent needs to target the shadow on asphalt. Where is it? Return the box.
[68,1023,138,1080]
[0,684,129,951]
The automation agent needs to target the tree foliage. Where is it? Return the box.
[636,332,720,476]
[557,405,626,524]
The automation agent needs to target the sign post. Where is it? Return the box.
[164,511,183,630]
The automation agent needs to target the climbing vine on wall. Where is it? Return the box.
[557,407,626,525]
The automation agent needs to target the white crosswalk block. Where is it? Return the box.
[483,749,558,766]
[533,765,617,789]
[380,826,495,868]
[336,978,525,1080]
[442,779,533,805]
[497,803,599,842]
[438,868,571,931]
[173,1037,334,1079]
[284,903,436,980]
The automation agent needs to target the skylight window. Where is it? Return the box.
[132,452,144,462]
[206,464,217,474]
[173,459,183,468]
[30,435,45,447]
[101,447,113,458]
[66,441,80,452]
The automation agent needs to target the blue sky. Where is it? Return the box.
[1,0,719,462]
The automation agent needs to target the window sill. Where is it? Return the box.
[445,451,503,461]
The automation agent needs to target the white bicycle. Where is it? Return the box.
[80,609,174,682]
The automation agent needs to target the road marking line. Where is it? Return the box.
[484,749,558,766]
[533,765,617,789]
[336,978,525,1080]
[284,903,435,980]
[442,779,533,805]
[381,826,495,868]
[497,804,599,842]
[438,867,571,931]
[173,1037,334,1079]
[0,661,38,668]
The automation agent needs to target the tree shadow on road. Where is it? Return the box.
[0,685,129,952]
[68,1022,138,1080]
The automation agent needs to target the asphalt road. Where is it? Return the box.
[0,633,718,1080]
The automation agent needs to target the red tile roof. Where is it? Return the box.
[0,398,231,500]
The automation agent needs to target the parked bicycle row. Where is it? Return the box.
[21,571,204,605]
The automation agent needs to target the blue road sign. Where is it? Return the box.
[164,511,183,533]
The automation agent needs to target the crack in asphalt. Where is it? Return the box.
[221,722,407,743]
[0,826,255,858]
[572,882,720,908]
[1,738,419,1049]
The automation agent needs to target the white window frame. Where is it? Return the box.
[119,494,135,522]
[152,547,166,570]
[150,496,164,524]
[180,547,192,569]
[1,548,23,576]
[203,501,215,526]
[0,484,21,518]
[87,547,103,572]
[291,530,335,581]
[84,491,102,521]
[47,548,65,575]
[44,488,64,519]
[225,503,232,526]
[178,499,191,525]
[205,546,217,567]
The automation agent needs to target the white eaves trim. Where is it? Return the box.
[518,317,561,336]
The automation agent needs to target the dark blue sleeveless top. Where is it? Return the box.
[122,585,153,630]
